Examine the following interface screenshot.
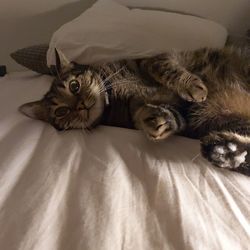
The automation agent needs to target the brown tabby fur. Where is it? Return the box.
[19,47,250,175]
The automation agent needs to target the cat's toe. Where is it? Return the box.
[143,111,175,141]
[136,104,185,141]
[211,144,247,169]
[144,115,173,141]
[201,132,250,172]
[180,79,208,103]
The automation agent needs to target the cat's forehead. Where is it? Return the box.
[44,68,99,105]
[53,68,95,86]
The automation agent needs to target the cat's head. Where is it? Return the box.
[19,49,106,131]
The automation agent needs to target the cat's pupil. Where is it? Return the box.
[55,106,70,117]
[69,80,80,94]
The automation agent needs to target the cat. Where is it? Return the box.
[19,47,250,175]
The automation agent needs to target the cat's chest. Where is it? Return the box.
[101,93,134,128]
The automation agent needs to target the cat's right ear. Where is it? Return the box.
[55,48,73,75]
[19,101,48,122]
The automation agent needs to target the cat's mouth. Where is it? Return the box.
[79,101,104,129]
[53,94,105,131]
[79,109,90,122]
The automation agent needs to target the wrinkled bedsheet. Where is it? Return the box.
[0,72,249,250]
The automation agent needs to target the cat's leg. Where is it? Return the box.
[201,131,250,176]
[132,103,185,141]
[138,54,208,102]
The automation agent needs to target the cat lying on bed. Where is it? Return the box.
[19,47,250,175]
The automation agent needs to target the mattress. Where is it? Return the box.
[0,71,249,250]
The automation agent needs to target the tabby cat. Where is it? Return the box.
[19,47,250,175]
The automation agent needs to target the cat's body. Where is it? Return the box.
[20,47,250,175]
[93,61,185,130]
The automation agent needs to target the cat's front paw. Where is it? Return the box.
[201,131,250,175]
[179,76,208,103]
[135,104,185,141]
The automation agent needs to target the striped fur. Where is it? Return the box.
[19,47,250,175]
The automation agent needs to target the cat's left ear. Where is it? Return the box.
[19,100,49,122]
[55,48,73,75]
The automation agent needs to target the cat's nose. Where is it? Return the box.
[77,101,93,111]
[77,102,86,111]
[77,106,84,111]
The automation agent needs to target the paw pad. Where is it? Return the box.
[202,135,249,170]
[227,142,237,152]
[234,151,248,167]
[214,146,225,154]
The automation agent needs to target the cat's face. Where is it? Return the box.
[19,49,106,130]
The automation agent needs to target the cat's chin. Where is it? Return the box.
[83,114,103,130]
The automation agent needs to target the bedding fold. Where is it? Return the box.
[0,72,249,250]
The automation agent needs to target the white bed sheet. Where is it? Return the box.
[0,72,249,250]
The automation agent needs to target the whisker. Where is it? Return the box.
[78,116,88,133]
[70,117,79,129]
[85,127,92,133]
[98,73,138,93]
[98,78,140,94]
[81,125,87,136]
[192,153,201,162]
[102,75,139,87]
[98,66,126,90]
[100,67,125,84]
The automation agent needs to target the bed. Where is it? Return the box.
[1,0,250,248]
[0,71,249,250]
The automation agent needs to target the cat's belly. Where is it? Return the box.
[183,85,250,138]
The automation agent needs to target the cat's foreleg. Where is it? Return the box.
[132,103,186,141]
[138,54,208,102]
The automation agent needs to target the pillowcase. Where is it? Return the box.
[47,0,227,66]
[10,44,53,75]
[114,0,248,36]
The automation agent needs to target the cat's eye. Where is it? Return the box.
[55,106,70,117]
[69,80,80,94]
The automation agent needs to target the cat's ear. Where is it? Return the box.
[55,48,73,75]
[19,101,48,121]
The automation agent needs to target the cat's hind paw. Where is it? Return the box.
[201,131,250,175]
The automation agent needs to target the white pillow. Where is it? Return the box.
[114,0,247,35]
[47,0,227,66]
